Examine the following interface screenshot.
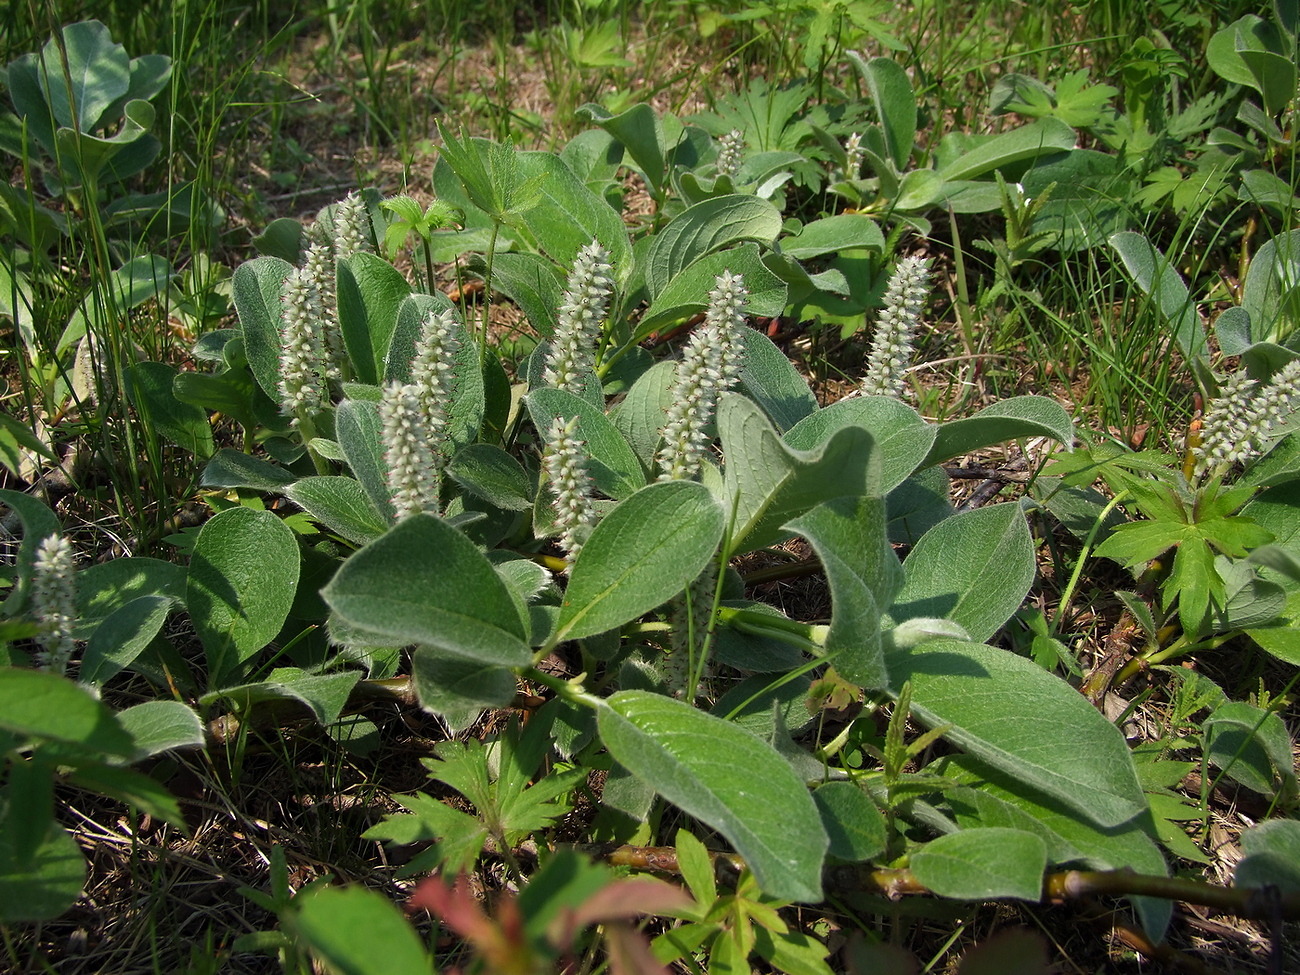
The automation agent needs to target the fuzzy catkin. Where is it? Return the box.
[655,271,748,481]
[715,129,745,179]
[302,241,343,381]
[409,309,462,451]
[542,241,614,392]
[278,267,328,415]
[1195,360,1300,476]
[333,191,372,259]
[844,132,864,180]
[381,382,440,519]
[542,416,597,566]
[32,534,76,675]
[862,256,932,399]
[379,310,463,518]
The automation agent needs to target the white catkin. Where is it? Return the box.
[302,241,342,380]
[844,132,864,180]
[715,129,745,179]
[32,534,76,675]
[1195,360,1300,476]
[278,267,328,415]
[378,310,463,518]
[381,382,441,519]
[542,416,597,566]
[655,271,749,481]
[409,308,462,453]
[542,240,615,392]
[333,191,372,260]
[861,256,933,399]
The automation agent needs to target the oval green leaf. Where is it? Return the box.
[886,639,1147,829]
[322,514,529,666]
[889,503,1034,643]
[555,481,723,643]
[186,506,300,688]
[598,690,828,901]
[911,828,1046,901]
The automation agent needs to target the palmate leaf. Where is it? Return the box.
[427,723,584,845]
[363,792,488,876]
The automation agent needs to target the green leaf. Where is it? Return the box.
[411,646,518,731]
[554,481,724,643]
[576,102,667,194]
[285,477,388,545]
[114,699,204,759]
[200,449,298,492]
[924,396,1074,467]
[1109,232,1207,361]
[638,243,787,337]
[231,255,294,403]
[124,361,214,458]
[0,668,134,756]
[336,398,395,521]
[0,821,86,923]
[753,927,836,975]
[786,396,936,494]
[610,360,677,474]
[887,640,1148,829]
[0,411,57,478]
[936,118,1076,182]
[363,792,488,875]
[203,671,363,729]
[73,557,185,643]
[79,594,174,686]
[779,214,885,261]
[526,387,646,500]
[252,217,304,262]
[847,54,916,171]
[1240,229,1300,345]
[719,394,881,554]
[173,369,261,432]
[1236,819,1300,893]
[911,828,1046,901]
[735,326,818,431]
[514,150,633,278]
[291,885,432,975]
[937,754,1170,940]
[889,504,1034,644]
[337,252,411,385]
[786,497,900,689]
[447,444,533,511]
[1204,701,1298,799]
[39,20,130,132]
[813,782,886,862]
[598,690,828,901]
[645,195,783,297]
[323,514,530,666]
[425,720,583,845]
[186,506,300,687]
[478,251,564,338]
